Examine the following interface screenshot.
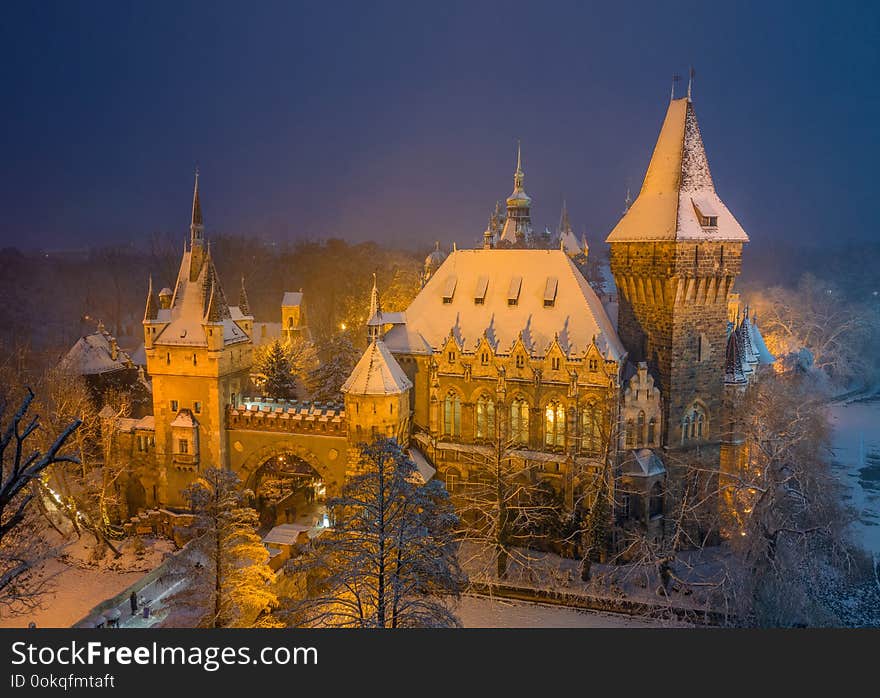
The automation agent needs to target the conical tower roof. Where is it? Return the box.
[606,97,748,243]
[341,339,412,396]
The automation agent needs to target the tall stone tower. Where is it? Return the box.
[143,171,254,506]
[607,96,749,459]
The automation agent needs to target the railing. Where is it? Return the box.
[226,401,348,435]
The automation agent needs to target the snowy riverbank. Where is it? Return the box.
[828,397,880,556]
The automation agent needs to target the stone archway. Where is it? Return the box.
[238,443,337,530]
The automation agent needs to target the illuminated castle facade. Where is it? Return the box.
[104,90,770,546]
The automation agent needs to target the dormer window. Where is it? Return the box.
[516,354,525,369]
[508,276,522,306]
[588,358,599,372]
[543,277,558,307]
[551,357,560,370]
[692,197,719,228]
[448,351,456,363]
[481,351,489,366]
[474,275,488,305]
[442,275,457,304]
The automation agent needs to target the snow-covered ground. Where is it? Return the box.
[457,595,682,628]
[828,397,880,555]
[0,534,173,629]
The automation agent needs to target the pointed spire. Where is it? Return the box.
[624,187,633,214]
[144,275,158,321]
[367,273,383,340]
[559,199,572,234]
[204,279,222,323]
[190,168,204,242]
[687,66,695,102]
[238,275,251,316]
[514,139,524,190]
[724,330,746,384]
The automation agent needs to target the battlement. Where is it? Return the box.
[227,398,347,435]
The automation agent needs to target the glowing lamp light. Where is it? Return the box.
[340,323,347,331]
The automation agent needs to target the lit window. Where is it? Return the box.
[551,357,560,371]
[581,402,600,454]
[178,439,188,454]
[444,391,461,437]
[516,355,525,369]
[170,400,178,412]
[448,351,456,363]
[588,358,599,372]
[544,402,565,448]
[481,352,489,366]
[193,401,201,414]
[476,395,495,440]
[510,398,530,444]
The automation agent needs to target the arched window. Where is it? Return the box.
[647,417,656,446]
[637,410,646,447]
[476,394,495,440]
[287,316,294,328]
[649,482,664,518]
[581,402,600,455]
[444,391,461,437]
[544,401,565,448]
[682,404,708,443]
[510,398,530,444]
[625,419,635,447]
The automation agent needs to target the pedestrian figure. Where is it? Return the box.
[27,621,36,629]
[129,591,138,616]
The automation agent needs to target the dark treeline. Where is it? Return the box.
[0,237,422,370]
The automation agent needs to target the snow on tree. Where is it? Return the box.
[720,372,880,626]
[0,387,80,613]
[308,331,359,403]
[255,339,297,399]
[165,467,278,628]
[281,438,465,628]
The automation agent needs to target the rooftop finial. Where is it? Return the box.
[671,73,681,101]
[514,140,524,190]
[687,66,695,101]
[624,187,633,213]
[190,167,204,244]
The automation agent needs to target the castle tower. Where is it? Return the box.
[343,281,412,467]
[498,142,532,246]
[607,95,749,458]
[141,172,253,506]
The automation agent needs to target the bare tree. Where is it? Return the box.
[0,387,80,612]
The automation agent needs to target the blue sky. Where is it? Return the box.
[1,1,877,251]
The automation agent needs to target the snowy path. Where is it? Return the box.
[458,595,683,628]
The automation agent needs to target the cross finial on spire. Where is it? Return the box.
[516,139,522,174]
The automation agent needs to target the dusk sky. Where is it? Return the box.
[2,1,877,252]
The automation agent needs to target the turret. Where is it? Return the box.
[498,141,532,247]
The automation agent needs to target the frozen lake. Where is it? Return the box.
[829,398,880,555]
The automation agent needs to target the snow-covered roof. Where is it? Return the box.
[59,331,133,376]
[282,291,303,307]
[341,339,412,396]
[749,317,774,365]
[150,249,250,348]
[129,342,147,367]
[407,447,437,484]
[135,415,155,431]
[252,321,283,345]
[622,449,666,477]
[383,249,625,361]
[169,409,198,428]
[559,229,582,256]
[263,523,310,547]
[606,98,749,243]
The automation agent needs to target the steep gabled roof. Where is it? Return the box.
[606,97,749,243]
[383,249,625,362]
[342,339,412,396]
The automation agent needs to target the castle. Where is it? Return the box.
[102,90,773,546]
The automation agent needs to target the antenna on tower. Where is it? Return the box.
[671,73,681,100]
[687,66,695,101]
